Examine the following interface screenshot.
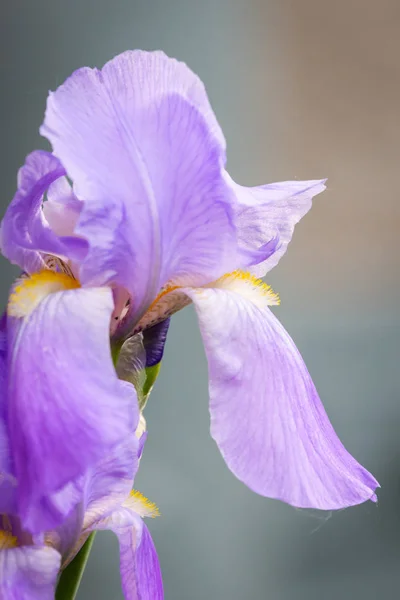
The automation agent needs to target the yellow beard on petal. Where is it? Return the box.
[136,269,280,332]
[7,270,80,318]
[211,270,280,308]
[0,529,18,549]
[124,490,160,518]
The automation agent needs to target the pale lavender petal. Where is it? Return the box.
[8,287,136,533]
[228,175,327,276]
[58,437,139,566]
[52,434,139,567]
[91,509,163,600]
[122,522,163,600]
[84,436,139,525]
[26,478,85,554]
[0,315,16,514]
[0,545,60,600]
[185,286,379,510]
[40,51,249,325]
[51,436,139,562]
[42,177,83,237]
[0,150,87,273]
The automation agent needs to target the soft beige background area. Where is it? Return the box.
[1,1,399,598]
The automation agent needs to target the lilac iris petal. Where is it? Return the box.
[58,435,162,600]
[0,545,61,600]
[42,177,83,238]
[86,507,163,600]
[0,151,88,274]
[40,50,265,326]
[120,521,163,600]
[7,286,136,533]
[86,500,163,597]
[51,435,138,566]
[82,438,162,599]
[0,316,16,515]
[185,286,378,509]
[228,175,327,276]
[84,436,139,520]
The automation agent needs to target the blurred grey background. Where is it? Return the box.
[1,0,399,598]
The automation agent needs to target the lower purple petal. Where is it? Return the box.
[84,435,139,523]
[87,504,163,599]
[113,517,163,600]
[186,286,379,510]
[0,315,16,515]
[8,286,136,532]
[134,523,163,600]
[0,545,60,600]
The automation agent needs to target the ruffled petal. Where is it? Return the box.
[228,176,327,276]
[0,150,87,273]
[42,177,83,237]
[40,50,251,322]
[7,285,136,532]
[0,545,60,600]
[185,284,379,510]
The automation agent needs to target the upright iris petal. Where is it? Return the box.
[0,150,87,272]
[40,52,235,320]
[0,539,60,600]
[39,51,275,332]
[227,175,328,276]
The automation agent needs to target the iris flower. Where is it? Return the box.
[1,50,378,524]
[0,375,162,600]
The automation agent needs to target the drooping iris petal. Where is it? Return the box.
[227,175,327,276]
[0,316,16,515]
[87,496,162,600]
[0,150,87,273]
[84,436,139,526]
[184,284,379,510]
[7,285,136,533]
[120,522,163,600]
[40,50,256,323]
[54,435,139,566]
[0,543,60,600]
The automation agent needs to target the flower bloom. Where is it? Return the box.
[1,49,378,523]
[0,423,162,600]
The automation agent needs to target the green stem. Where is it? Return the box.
[55,533,96,600]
